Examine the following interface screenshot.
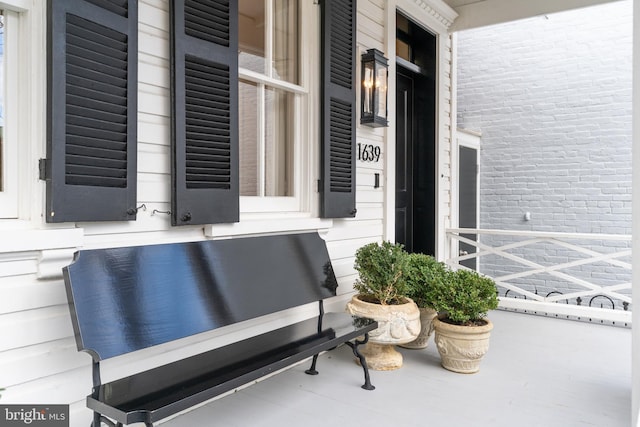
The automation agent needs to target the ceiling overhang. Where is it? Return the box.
[444,0,625,31]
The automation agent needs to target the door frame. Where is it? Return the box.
[455,129,481,269]
[383,0,456,260]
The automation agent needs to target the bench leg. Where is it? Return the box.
[91,413,117,427]
[305,354,320,375]
[346,334,375,391]
[91,417,149,427]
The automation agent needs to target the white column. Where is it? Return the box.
[384,0,397,243]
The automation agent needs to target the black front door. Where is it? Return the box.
[395,71,414,251]
[395,67,436,255]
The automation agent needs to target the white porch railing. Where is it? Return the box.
[446,228,632,326]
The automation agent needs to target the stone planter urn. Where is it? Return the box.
[400,307,437,349]
[432,315,493,374]
[346,294,421,370]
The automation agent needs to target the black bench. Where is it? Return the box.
[63,232,377,427]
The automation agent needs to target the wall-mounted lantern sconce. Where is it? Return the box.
[361,48,389,128]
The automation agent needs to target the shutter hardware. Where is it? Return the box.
[39,158,51,181]
[127,204,147,216]
[151,209,171,216]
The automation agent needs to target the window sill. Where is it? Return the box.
[204,215,333,239]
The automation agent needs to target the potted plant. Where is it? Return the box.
[346,241,421,370]
[431,268,499,373]
[401,253,447,349]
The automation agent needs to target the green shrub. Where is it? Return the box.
[430,268,499,325]
[405,253,448,309]
[353,241,409,305]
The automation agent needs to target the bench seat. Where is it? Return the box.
[63,233,377,426]
[90,313,375,425]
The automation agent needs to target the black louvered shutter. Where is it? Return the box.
[46,0,137,222]
[171,0,239,226]
[320,0,357,218]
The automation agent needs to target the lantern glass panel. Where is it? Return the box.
[363,61,374,116]
[376,65,387,118]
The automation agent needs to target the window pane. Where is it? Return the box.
[396,13,411,62]
[264,87,294,197]
[239,82,295,197]
[239,0,298,84]
[239,0,265,74]
[239,80,259,196]
[238,1,299,202]
[272,0,298,84]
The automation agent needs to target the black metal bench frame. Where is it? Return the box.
[64,233,376,427]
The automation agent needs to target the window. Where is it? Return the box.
[0,9,18,218]
[238,0,305,212]
[170,0,356,225]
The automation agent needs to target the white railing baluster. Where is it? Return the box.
[445,228,632,325]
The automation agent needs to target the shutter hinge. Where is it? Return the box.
[39,158,51,180]
[317,179,323,193]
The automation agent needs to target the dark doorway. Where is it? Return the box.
[395,13,437,255]
[459,145,478,269]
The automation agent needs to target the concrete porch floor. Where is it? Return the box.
[162,309,631,427]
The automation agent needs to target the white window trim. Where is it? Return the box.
[238,0,319,216]
[0,9,19,218]
[0,1,44,223]
[0,2,77,272]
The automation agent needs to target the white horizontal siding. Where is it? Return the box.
[6,366,91,408]
[0,338,84,387]
[138,113,170,146]
[139,86,170,118]
[139,0,168,30]
[139,60,169,88]
[353,205,385,220]
[358,0,385,48]
[0,258,37,277]
[0,275,67,313]
[0,305,73,352]
[138,142,169,175]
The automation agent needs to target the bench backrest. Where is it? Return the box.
[63,232,338,361]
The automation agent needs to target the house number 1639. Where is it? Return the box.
[357,143,381,162]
